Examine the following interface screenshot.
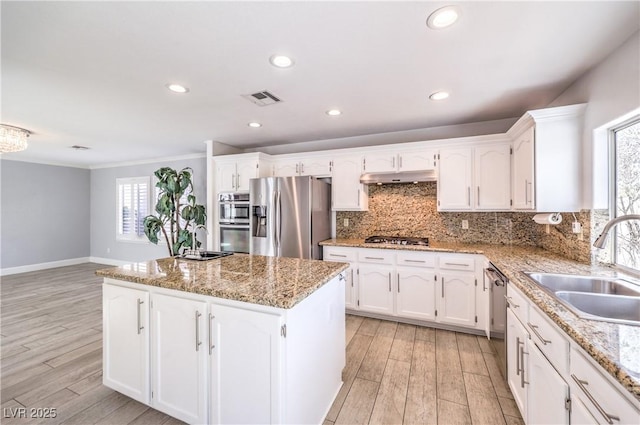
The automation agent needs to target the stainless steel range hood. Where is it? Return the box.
[360,170,438,185]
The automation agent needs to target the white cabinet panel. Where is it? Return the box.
[210,304,282,425]
[273,160,299,177]
[475,143,511,210]
[528,340,569,425]
[437,148,473,210]
[507,308,528,420]
[512,126,535,210]
[363,151,396,173]
[399,149,436,172]
[396,267,436,321]
[236,160,259,191]
[332,155,368,211]
[438,272,476,326]
[358,264,394,314]
[300,158,332,177]
[151,294,208,424]
[103,284,150,404]
[216,162,238,193]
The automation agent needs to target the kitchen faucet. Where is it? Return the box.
[192,224,209,251]
[592,214,640,248]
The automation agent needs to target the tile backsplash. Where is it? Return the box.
[336,182,593,263]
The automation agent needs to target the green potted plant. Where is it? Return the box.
[143,166,206,257]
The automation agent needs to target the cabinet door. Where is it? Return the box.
[300,158,332,177]
[236,160,259,191]
[437,148,473,210]
[358,265,394,314]
[570,396,599,425]
[528,340,569,425]
[363,152,397,173]
[475,144,511,210]
[103,284,150,404]
[151,294,208,424]
[332,156,367,211]
[398,149,437,172]
[438,272,476,327]
[396,267,436,321]
[344,265,357,310]
[217,162,237,193]
[507,309,528,421]
[512,126,535,209]
[210,304,282,425]
[273,160,300,177]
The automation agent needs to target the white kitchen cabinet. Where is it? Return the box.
[358,264,394,314]
[151,293,208,424]
[273,157,332,177]
[437,272,476,327]
[474,143,511,210]
[507,104,586,212]
[437,147,473,210]
[507,308,529,421]
[102,283,150,405]
[363,151,397,173]
[398,149,437,172]
[527,339,569,425]
[571,396,599,425]
[363,149,437,173]
[214,153,271,193]
[210,303,282,425]
[323,247,358,310]
[272,159,300,177]
[332,155,368,211]
[396,267,436,321]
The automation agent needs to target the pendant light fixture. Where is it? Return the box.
[0,124,31,153]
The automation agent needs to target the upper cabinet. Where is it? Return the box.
[272,155,332,178]
[363,149,437,173]
[214,153,272,193]
[437,141,511,211]
[507,104,586,212]
[332,155,368,211]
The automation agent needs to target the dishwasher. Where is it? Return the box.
[484,262,508,379]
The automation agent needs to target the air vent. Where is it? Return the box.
[242,90,282,107]
[70,145,90,150]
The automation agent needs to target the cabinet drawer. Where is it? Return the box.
[324,247,357,262]
[397,251,436,268]
[506,284,529,325]
[358,249,394,264]
[527,307,569,375]
[439,255,475,272]
[570,347,639,424]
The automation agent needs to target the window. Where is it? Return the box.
[116,177,150,241]
[612,118,640,273]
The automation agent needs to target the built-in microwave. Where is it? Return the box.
[218,192,250,224]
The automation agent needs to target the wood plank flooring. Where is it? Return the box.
[1,263,523,425]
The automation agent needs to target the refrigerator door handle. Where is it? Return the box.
[275,190,282,252]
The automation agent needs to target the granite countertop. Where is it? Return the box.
[321,238,640,402]
[96,254,348,309]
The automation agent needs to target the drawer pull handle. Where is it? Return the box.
[527,323,551,345]
[571,374,620,424]
[195,311,202,351]
[519,344,528,388]
[330,253,347,258]
[444,262,468,267]
[404,259,426,263]
[388,273,391,292]
[365,256,385,260]
[441,277,444,298]
[137,299,144,335]
[504,295,519,309]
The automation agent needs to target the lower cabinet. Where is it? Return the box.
[358,264,394,314]
[210,303,282,425]
[506,308,529,420]
[438,272,476,327]
[102,284,150,404]
[396,266,436,321]
[527,339,569,425]
[151,294,208,424]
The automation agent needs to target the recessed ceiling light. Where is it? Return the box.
[248,122,262,128]
[326,109,342,116]
[427,5,460,29]
[269,55,294,68]
[166,84,189,93]
[429,91,450,101]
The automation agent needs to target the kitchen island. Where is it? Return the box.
[96,254,348,425]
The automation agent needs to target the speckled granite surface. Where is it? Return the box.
[96,254,348,309]
[321,238,640,402]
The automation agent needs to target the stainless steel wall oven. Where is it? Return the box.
[218,193,250,253]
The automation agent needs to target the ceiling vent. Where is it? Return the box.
[242,90,282,107]
[70,145,90,150]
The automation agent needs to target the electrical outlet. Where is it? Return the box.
[572,221,582,234]
[461,220,469,229]
[343,218,349,227]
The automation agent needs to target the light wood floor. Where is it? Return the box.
[1,263,522,425]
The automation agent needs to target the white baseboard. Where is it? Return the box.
[89,257,132,267]
[0,257,91,276]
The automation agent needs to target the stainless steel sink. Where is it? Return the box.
[523,272,640,326]
[555,292,640,325]
[524,273,640,297]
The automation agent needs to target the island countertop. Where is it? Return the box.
[96,254,348,309]
[321,238,640,402]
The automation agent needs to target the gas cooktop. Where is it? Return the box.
[364,236,429,246]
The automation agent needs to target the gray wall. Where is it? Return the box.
[90,157,207,262]
[0,159,90,268]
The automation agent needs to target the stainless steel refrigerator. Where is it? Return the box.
[250,176,331,260]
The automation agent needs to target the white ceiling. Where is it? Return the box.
[2,1,639,167]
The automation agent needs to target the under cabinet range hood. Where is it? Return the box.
[360,170,438,185]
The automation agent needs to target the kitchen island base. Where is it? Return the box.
[102,273,346,424]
